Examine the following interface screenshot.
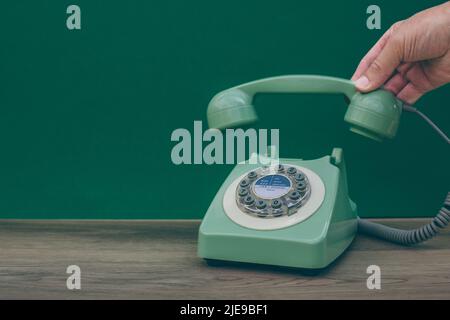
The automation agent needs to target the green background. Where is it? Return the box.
[0,0,448,219]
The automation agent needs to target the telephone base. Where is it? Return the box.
[203,258,326,275]
[198,149,358,269]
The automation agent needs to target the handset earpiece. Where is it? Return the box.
[207,75,403,141]
[345,89,403,141]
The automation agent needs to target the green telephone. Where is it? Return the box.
[198,75,449,270]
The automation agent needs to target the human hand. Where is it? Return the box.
[352,2,450,105]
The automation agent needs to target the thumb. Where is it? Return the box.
[354,39,403,92]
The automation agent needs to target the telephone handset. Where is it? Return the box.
[206,75,402,141]
[198,75,449,270]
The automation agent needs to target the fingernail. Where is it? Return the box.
[354,76,370,89]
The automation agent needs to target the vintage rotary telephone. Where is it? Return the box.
[198,75,449,269]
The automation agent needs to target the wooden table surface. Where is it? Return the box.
[0,219,449,299]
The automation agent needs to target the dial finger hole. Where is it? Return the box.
[240,179,250,188]
[290,191,301,200]
[247,171,257,179]
[287,167,297,175]
[238,188,248,197]
[271,199,282,209]
[244,195,255,205]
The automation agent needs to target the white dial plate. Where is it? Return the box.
[223,165,325,230]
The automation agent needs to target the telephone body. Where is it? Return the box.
[198,75,449,270]
[198,149,357,269]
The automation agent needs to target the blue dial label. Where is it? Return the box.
[253,174,291,199]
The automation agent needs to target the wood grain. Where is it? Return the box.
[0,219,449,299]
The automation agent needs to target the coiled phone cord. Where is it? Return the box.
[358,104,450,245]
[358,193,450,245]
